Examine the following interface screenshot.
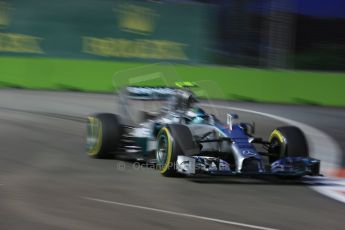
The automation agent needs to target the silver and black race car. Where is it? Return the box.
[86,86,321,178]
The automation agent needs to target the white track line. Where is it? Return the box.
[82,196,279,230]
[201,103,342,175]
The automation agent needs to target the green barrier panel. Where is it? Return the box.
[0,56,344,106]
[0,0,213,63]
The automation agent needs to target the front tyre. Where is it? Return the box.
[156,124,198,177]
[268,126,308,163]
[86,113,122,158]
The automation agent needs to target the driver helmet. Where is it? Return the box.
[186,107,207,123]
[175,89,198,110]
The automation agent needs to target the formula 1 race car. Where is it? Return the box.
[86,85,321,178]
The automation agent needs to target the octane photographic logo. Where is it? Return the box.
[114,161,177,172]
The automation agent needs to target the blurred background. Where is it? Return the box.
[1,1,345,229]
[0,0,344,104]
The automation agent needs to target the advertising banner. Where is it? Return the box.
[0,0,212,63]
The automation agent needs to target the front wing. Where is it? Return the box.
[176,155,321,177]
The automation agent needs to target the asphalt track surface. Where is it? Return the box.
[0,90,344,230]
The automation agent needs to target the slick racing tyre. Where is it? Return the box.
[156,124,198,177]
[268,126,309,163]
[86,113,122,158]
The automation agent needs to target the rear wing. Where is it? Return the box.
[125,86,176,100]
[125,82,198,100]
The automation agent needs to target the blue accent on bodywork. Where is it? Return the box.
[216,123,260,158]
[271,157,320,175]
[216,124,247,139]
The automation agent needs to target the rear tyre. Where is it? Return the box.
[86,113,122,158]
[156,124,198,177]
[268,126,308,163]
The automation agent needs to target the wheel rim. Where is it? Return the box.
[156,128,173,174]
[157,135,168,167]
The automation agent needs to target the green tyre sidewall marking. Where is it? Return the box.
[87,116,103,157]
